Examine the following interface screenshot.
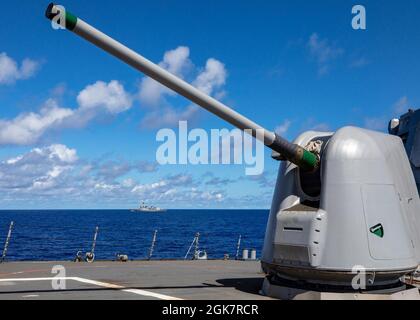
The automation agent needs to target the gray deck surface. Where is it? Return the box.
[0,260,272,300]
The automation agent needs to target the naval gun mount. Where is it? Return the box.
[389,108,420,193]
[46,3,420,296]
[262,127,420,293]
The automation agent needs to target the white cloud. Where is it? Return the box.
[32,165,69,191]
[307,33,343,75]
[139,46,191,106]
[140,105,199,129]
[139,46,227,129]
[77,80,132,114]
[94,160,158,182]
[42,144,78,163]
[204,176,237,186]
[20,59,40,79]
[162,46,191,75]
[0,80,132,146]
[0,99,74,145]
[0,47,226,146]
[139,75,167,106]
[0,145,268,207]
[192,189,224,201]
[0,52,40,84]
[122,178,136,188]
[131,173,192,194]
[0,145,159,200]
[0,144,77,192]
[130,173,224,204]
[94,182,118,191]
[275,119,291,136]
[131,174,192,196]
[193,58,226,95]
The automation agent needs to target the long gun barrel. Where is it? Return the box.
[45,3,319,171]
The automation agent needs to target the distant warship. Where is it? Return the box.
[131,202,166,213]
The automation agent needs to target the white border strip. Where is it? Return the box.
[0,277,182,300]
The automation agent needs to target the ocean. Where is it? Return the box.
[0,209,269,261]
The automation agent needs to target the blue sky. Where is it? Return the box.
[0,0,419,209]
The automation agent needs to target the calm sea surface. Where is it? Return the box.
[0,210,269,261]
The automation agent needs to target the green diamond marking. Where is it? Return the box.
[370,224,384,238]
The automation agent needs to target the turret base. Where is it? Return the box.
[260,277,420,300]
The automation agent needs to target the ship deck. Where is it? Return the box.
[0,260,273,300]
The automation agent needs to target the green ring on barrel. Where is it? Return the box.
[299,149,318,172]
[45,3,78,31]
[65,10,78,31]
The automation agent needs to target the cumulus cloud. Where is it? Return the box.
[77,80,132,114]
[95,159,158,181]
[0,145,228,207]
[205,176,237,186]
[0,52,40,84]
[1,46,227,145]
[139,46,227,129]
[132,173,193,193]
[0,143,276,208]
[140,105,199,129]
[39,144,78,163]
[0,46,226,146]
[0,80,131,146]
[0,99,74,145]
[131,174,224,203]
[307,33,344,75]
[0,145,147,196]
[0,144,77,191]
[193,58,226,95]
[162,46,192,75]
[139,46,191,106]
